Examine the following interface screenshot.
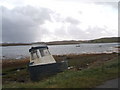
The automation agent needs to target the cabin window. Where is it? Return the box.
[39,49,50,57]
[44,49,50,56]
[31,50,39,60]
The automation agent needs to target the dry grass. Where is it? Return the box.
[2,53,117,69]
[2,58,29,69]
[2,53,119,88]
[2,53,119,87]
[54,53,117,69]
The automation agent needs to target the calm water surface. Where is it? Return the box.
[1,43,119,59]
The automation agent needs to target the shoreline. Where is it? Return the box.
[1,51,119,60]
[2,53,119,68]
[0,42,119,47]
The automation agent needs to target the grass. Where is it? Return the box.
[2,53,119,88]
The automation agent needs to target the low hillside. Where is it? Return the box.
[87,37,119,43]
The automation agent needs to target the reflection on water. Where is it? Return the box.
[1,43,119,59]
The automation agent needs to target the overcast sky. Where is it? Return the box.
[0,0,118,43]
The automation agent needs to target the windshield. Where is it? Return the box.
[30,49,39,60]
[31,48,50,60]
[39,49,50,57]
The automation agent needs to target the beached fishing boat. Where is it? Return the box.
[28,45,68,81]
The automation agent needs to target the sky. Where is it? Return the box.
[0,0,119,43]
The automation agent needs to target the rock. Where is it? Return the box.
[17,69,20,72]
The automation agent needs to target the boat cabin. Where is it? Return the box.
[29,46,56,66]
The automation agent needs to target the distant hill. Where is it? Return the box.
[45,40,84,45]
[87,37,119,43]
[0,37,119,46]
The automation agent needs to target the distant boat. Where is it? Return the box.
[99,45,102,47]
[76,45,80,47]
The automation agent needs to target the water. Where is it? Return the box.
[1,43,119,59]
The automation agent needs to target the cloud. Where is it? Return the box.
[65,17,80,24]
[95,2,118,9]
[85,26,114,39]
[2,6,52,43]
[2,1,118,43]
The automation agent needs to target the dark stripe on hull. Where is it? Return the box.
[28,61,68,81]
